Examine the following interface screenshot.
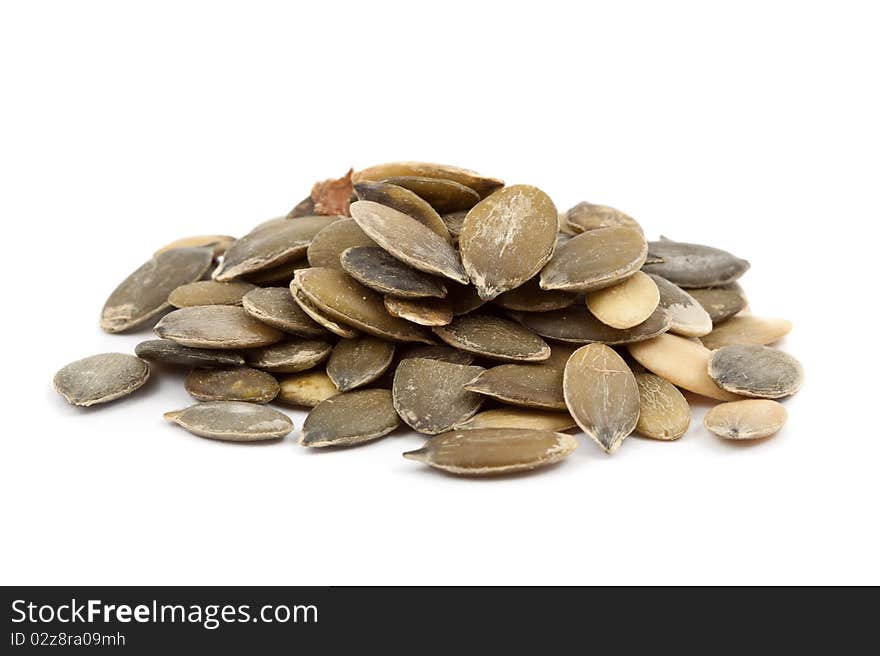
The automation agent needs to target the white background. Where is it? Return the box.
[1,1,877,585]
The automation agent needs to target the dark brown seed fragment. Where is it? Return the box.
[446,283,487,315]
[241,287,327,337]
[54,353,151,407]
[301,389,400,447]
[154,306,285,349]
[433,314,550,362]
[508,305,670,345]
[327,337,396,392]
[135,339,246,368]
[244,339,332,373]
[340,246,448,299]
[185,367,280,404]
[392,359,486,434]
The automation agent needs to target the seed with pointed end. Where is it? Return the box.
[154,306,285,349]
[135,339,245,367]
[586,271,660,329]
[565,202,643,234]
[687,284,747,324]
[642,238,750,288]
[164,401,292,441]
[701,316,792,350]
[455,409,577,432]
[244,339,332,373]
[563,344,640,454]
[54,353,150,407]
[241,287,327,337]
[101,247,213,333]
[459,185,558,300]
[306,219,375,270]
[465,364,566,410]
[433,314,550,362]
[540,226,647,292]
[392,359,486,434]
[634,373,691,440]
[353,181,451,243]
[399,344,475,365]
[382,175,481,213]
[185,367,279,404]
[276,370,339,407]
[169,280,256,308]
[289,282,359,338]
[708,345,804,399]
[300,389,400,447]
[340,246,448,299]
[353,161,504,197]
[403,428,578,476]
[493,277,576,312]
[508,305,670,345]
[649,275,713,337]
[704,400,787,440]
[384,296,452,326]
[155,235,236,258]
[327,337,395,392]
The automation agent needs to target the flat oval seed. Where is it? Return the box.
[392,359,486,434]
[508,305,670,345]
[340,246,448,299]
[384,296,452,326]
[446,283,487,315]
[168,280,256,308]
[628,334,741,401]
[382,176,481,213]
[465,364,566,410]
[455,409,577,432]
[433,314,550,362]
[164,401,292,441]
[327,336,395,392]
[242,257,309,286]
[353,181,452,243]
[155,235,236,258]
[634,373,691,440]
[459,185,558,300]
[399,344,475,366]
[301,389,400,447]
[289,282,359,338]
[135,339,245,368]
[185,367,279,404]
[563,344,640,454]
[403,428,578,476]
[704,400,787,440]
[540,226,648,292]
[687,284,747,324]
[493,277,577,312]
[565,202,643,234]
[244,339,332,373]
[649,275,713,337]
[54,353,150,407]
[701,316,792,350]
[241,287,327,337]
[306,219,375,269]
[213,215,340,281]
[294,268,433,343]
[276,370,339,407]
[101,247,214,333]
[708,345,804,399]
[642,238,750,288]
[154,306,285,349]
[353,161,504,198]
[586,271,660,329]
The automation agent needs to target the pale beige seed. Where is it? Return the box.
[392,359,486,434]
[708,345,804,399]
[300,389,400,447]
[168,280,256,308]
[565,202,643,235]
[327,336,395,392]
[242,257,309,285]
[164,401,292,441]
[634,373,691,440]
[563,344,640,454]
[446,283,487,315]
[540,226,647,292]
[586,271,660,329]
[465,364,566,410]
[135,339,245,368]
[399,344,475,366]
[294,268,432,343]
[455,409,577,432]
[382,175,481,213]
[433,314,550,362]
[353,161,504,198]
[276,370,339,407]
[244,339,332,373]
[101,247,214,333]
[155,235,236,258]
[384,296,452,326]
[353,181,452,243]
[306,219,375,269]
[289,282,359,338]
[185,367,279,404]
[349,201,468,284]
[508,305,670,345]
[649,275,713,338]
[493,277,576,313]
[54,353,151,407]
[701,316,792,350]
[241,287,327,338]
[628,334,741,401]
[642,238,750,288]
[154,305,285,349]
[340,246,448,299]
[687,284,747,324]
[704,400,787,440]
[403,428,578,476]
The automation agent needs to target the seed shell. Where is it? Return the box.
[327,336,396,392]
[276,370,340,407]
[708,344,804,398]
[54,353,151,407]
[155,235,236,258]
[701,316,792,350]
[586,271,660,329]
[649,275,713,337]
[455,409,577,432]
[642,238,750,288]
[244,339,332,373]
[241,287,327,337]
[441,210,468,237]
[353,161,504,197]
[384,296,452,326]
[399,344,475,366]
[306,219,375,269]
[168,280,256,308]
[508,305,670,345]
[446,283,487,315]
[704,400,787,440]
[164,401,293,441]
[634,373,691,440]
[154,305,285,349]
[353,180,452,243]
[392,359,486,434]
[493,277,577,313]
[382,175,481,213]
[340,246,448,299]
[433,314,550,362]
[300,389,400,447]
[687,284,748,324]
[540,226,648,292]
[289,282,359,338]
[465,364,566,410]
[565,202,643,234]
[185,367,280,404]
[242,257,309,286]
[134,339,246,368]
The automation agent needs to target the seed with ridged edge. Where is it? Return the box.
[306,219,375,269]
[241,287,327,338]
[276,370,339,407]
[540,226,647,292]
[154,305,285,349]
[327,336,395,392]
[54,353,150,407]
[300,389,400,447]
[649,275,713,338]
[244,339,332,373]
[353,161,504,197]
[586,271,660,329]
[634,373,691,440]
[708,345,803,399]
[455,408,576,432]
[508,305,670,345]
[392,359,485,435]
[185,367,279,404]
[384,296,452,326]
[135,339,246,368]
[465,364,566,410]
[565,202,643,235]
[169,280,256,308]
[687,284,747,324]
[701,316,792,350]
[155,235,236,258]
[704,400,787,440]
[433,314,550,362]
[340,246,447,299]
[403,428,578,476]
[382,175,481,213]
[642,238,750,288]
[164,401,292,441]
[353,181,452,243]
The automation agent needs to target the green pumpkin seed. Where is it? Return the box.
[353,161,504,197]
[301,389,400,447]
[493,277,577,312]
[155,235,236,258]
[185,367,279,404]
[565,202,643,234]
[392,359,486,434]
[164,401,292,441]
[276,370,339,407]
[701,316,792,350]
[455,409,576,432]
[168,280,256,308]
[465,363,566,410]
[54,353,150,407]
[340,246,448,299]
[708,345,804,399]
[306,219,375,269]
[399,344,475,366]
[704,400,787,440]
[327,337,395,392]
[687,283,747,324]
[508,305,670,345]
[433,314,550,362]
[289,281,359,338]
[634,373,691,440]
[540,226,647,292]
[244,339,332,373]
[384,296,452,326]
[353,180,452,243]
[134,339,245,368]
[382,175,481,213]
[154,305,285,349]
[649,274,713,338]
[586,271,660,329]
[241,287,327,337]
[642,238,750,288]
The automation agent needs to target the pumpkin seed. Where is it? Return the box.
[155,235,236,258]
[164,401,292,441]
[154,305,285,349]
[213,215,340,281]
[287,195,316,218]
[708,345,804,399]
[433,314,550,362]
[134,339,245,368]
[687,283,747,324]
[642,238,750,288]
[340,246,448,299]
[300,389,400,447]
[185,367,279,404]
[306,219,374,269]
[459,185,558,300]
[349,200,468,284]
[403,428,578,475]
[54,353,150,407]
[455,408,577,432]
[565,202,643,234]
[242,257,309,286]
[241,287,327,337]
[101,247,213,333]
[493,277,577,313]
[399,344,475,366]
[382,175,481,213]
[701,316,792,350]
[540,226,648,292]
[649,274,713,337]
[446,283,487,315]
[384,296,452,326]
[294,268,432,343]
[464,363,566,410]
[289,281,359,338]
[353,161,504,197]
[392,359,486,434]
[244,339,332,373]
[353,180,452,243]
[563,344,640,454]
[628,334,741,401]
[276,370,339,407]
[586,271,660,329]
[508,305,670,345]
[327,336,395,391]
[634,373,691,440]
[168,280,256,308]
[440,210,468,237]
[704,400,787,440]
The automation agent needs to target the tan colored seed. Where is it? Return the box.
[701,316,792,350]
[54,353,151,407]
[586,271,660,329]
[244,339,332,373]
[540,226,647,292]
[306,219,375,270]
[634,373,691,440]
[276,370,339,407]
[382,175,481,213]
[392,359,486,434]
[508,305,670,345]
[326,336,395,392]
[465,364,566,410]
[300,389,400,447]
[649,275,713,338]
[154,305,285,349]
[353,161,504,197]
[433,314,550,362]
[455,408,576,432]
[687,284,747,324]
[155,235,236,258]
[384,296,452,326]
[289,282,359,338]
[241,287,327,338]
[353,180,452,243]
[704,400,787,440]
[168,280,256,308]
[164,401,292,441]
[184,367,279,404]
[565,202,643,235]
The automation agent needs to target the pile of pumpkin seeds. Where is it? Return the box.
[53,162,803,476]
